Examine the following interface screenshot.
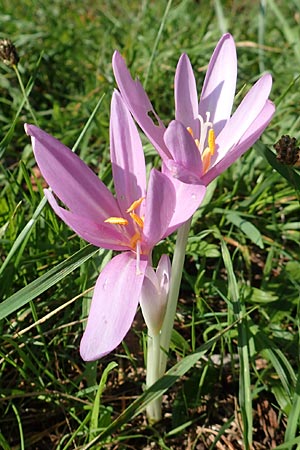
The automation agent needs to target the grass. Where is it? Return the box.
[1,0,300,448]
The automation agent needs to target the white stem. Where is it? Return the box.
[145,332,162,422]
[159,217,192,376]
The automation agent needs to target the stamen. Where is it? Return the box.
[208,129,216,154]
[126,197,145,213]
[197,113,213,156]
[104,217,128,226]
[130,232,139,249]
[135,240,142,274]
[201,147,212,174]
[130,212,144,229]
[187,126,194,138]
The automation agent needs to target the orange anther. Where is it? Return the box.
[126,196,145,213]
[104,217,128,226]
[130,212,144,229]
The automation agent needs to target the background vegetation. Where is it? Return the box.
[1,0,300,448]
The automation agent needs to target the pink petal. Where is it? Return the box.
[140,255,171,335]
[112,51,171,160]
[142,169,176,248]
[25,124,120,221]
[164,120,202,176]
[202,100,275,185]
[174,54,199,136]
[199,33,237,136]
[215,73,273,161]
[163,171,206,235]
[80,252,148,361]
[156,254,171,291]
[45,190,130,251]
[110,91,146,215]
[165,160,201,184]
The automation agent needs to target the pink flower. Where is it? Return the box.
[113,33,275,186]
[25,92,205,360]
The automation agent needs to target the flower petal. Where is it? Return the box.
[142,169,176,248]
[25,124,120,221]
[112,50,171,160]
[202,100,275,185]
[80,252,148,361]
[214,73,273,161]
[163,171,206,235]
[165,160,201,184]
[140,254,171,335]
[110,91,146,214]
[199,33,237,135]
[174,54,199,136]
[164,120,202,176]
[45,189,130,251]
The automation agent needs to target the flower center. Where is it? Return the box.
[187,112,216,174]
[104,196,145,252]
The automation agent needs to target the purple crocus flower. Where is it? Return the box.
[25,91,206,361]
[112,33,275,186]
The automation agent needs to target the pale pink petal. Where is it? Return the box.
[140,255,171,335]
[112,51,172,160]
[202,100,275,185]
[165,160,201,184]
[25,124,120,221]
[164,120,202,176]
[214,73,273,161]
[45,190,130,251]
[142,169,176,248]
[139,266,160,334]
[199,33,237,135]
[174,54,199,136]
[80,252,148,361]
[110,91,146,216]
[163,172,206,235]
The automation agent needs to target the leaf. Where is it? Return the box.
[81,320,236,449]
[0,244,99,320]
[226,211,264,249]
[89,361,118,439]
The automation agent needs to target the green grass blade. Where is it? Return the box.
[284,371,300,446]
[143,0,173,89]
[89,361,118,440]
[221,239,252,450]
[275,437,300,450]
[267,0,300,63]
[82,321,237,449]
[0,244,98,320]
[0,195,48,276]
[0,93,105,275]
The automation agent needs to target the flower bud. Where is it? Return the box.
[140,255,171,336]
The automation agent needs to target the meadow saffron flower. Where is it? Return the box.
[140,254,171,336]
[25,91,205,361]
[113,33,275,186]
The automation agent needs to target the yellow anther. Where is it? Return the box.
[187,126,194,138]
[195,138,200,149]
[202,147,212,175]
[130,212,144,229]
[104,217,128,226]
[130,232,141,250]
[208,128,216,155]
[126,196,145,213]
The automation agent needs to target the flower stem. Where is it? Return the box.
[146,332,162,422]
[145,217,192,422]
[159,217,192,376]
[13,64,39,126]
